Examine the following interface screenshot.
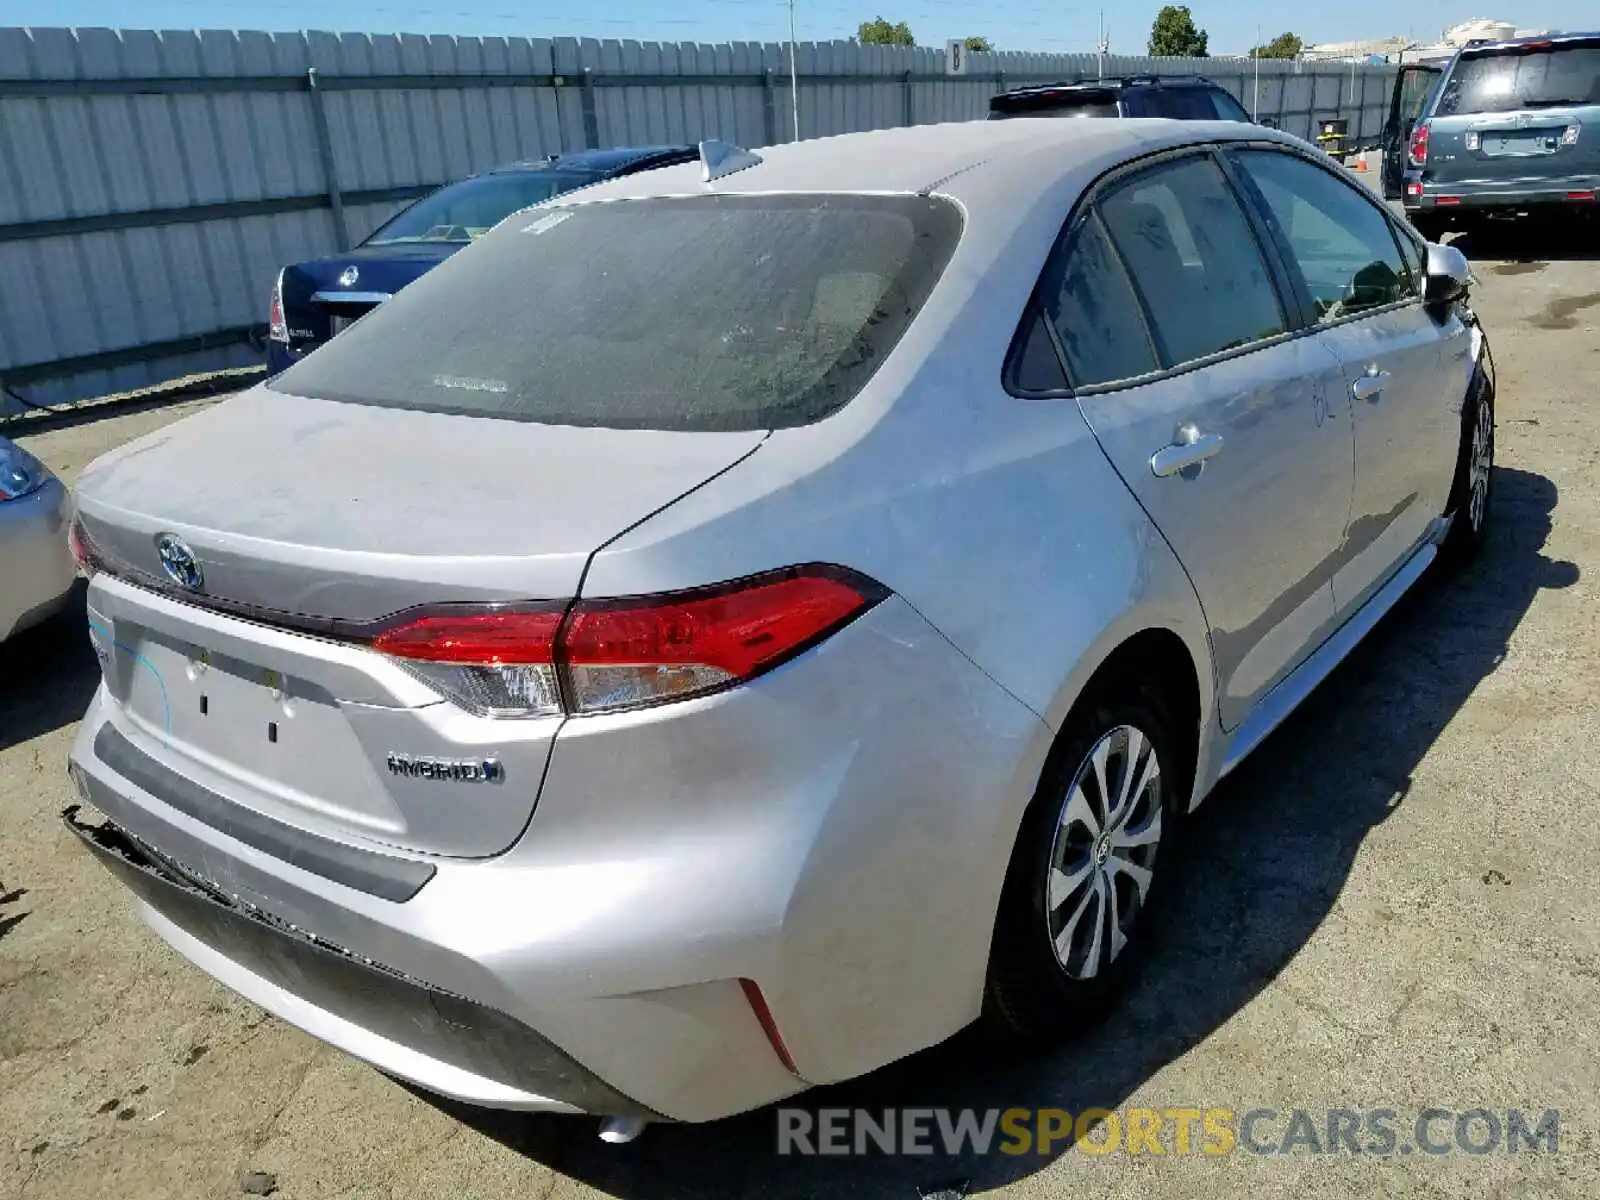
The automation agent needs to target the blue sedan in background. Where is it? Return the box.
[266,145,697,375]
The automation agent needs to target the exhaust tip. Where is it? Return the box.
[598,1116,648,1145]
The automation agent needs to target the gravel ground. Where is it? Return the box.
[2,226,1598,1200]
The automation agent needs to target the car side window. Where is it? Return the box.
[1232,149,1419,322]
[1096,155,1288,368]
[1209,89,1252,122]
[1390,219,1427,286]
[1142,88,1215,120]
[1036,214,1159,387]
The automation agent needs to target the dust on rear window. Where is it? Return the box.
[269,193,962,431]
[1436,43,1600,115]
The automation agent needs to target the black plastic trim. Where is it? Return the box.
[90,723,436,902]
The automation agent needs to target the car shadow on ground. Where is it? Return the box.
[411,464,1578,1197]
[0,581,97,754]
[1450,216,1600,264]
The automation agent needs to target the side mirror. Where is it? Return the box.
[1423,241,1471,304]
[1258,116,1279,130]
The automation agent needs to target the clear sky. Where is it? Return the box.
[0,1,1592,58]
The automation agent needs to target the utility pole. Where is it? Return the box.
[1252,23,1261,119]
[788,0,801,141]
[1097,10,1108,80]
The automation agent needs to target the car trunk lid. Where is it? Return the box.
[74,388,764,858]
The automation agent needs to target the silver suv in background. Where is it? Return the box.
[1401,32,1600,239]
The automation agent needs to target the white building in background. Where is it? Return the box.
[1302,18,1562,66]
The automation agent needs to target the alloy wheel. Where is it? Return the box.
[1468,395,1493,533]
[1044,724,1164,981]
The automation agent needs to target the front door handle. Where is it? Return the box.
[1150,424,1224,478]
[1351,367,1393,401]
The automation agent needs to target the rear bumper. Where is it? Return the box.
[65,807,648,1115]
[1406,174,1600,214]
[0,476,75,641]
[66,596,1052,1121]
[264,340,307,378]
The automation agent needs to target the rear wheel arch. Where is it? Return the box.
[1063,628,1203,808]
[979,625,1205,1038]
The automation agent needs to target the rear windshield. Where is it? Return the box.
[1436,42,1600,115]
[364,172,599,245]
[272,193,962,431]
[989,89,1119,119]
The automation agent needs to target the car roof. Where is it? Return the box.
[1458,30,1600,56]
[559,119,1289,210]
[482,144,696,178]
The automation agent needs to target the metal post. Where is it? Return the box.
[1252,27,1260,120]
[762,68,778,145]
[787,0,800,140]
[305,67,349,248]
[902,68,914,127]
[579,67,600,149]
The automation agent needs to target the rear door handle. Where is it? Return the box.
[1352,369,1392,401]
[1150,425,1224,478]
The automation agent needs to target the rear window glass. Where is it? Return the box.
[1436,43,1600,115]
[990,90,1119,119]
[272,194,962,431]
[364,172,600,245]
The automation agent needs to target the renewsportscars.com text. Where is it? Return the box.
[776,1106,1560,1157]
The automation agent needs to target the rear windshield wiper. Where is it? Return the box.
[1519,96,1591,108]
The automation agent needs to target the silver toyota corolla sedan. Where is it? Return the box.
[64,119,1494,1132]
[1,435,75,642]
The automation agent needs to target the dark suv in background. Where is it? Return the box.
[988,76,1256,123]
[1391,32,1600,239]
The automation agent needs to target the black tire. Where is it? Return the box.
[1441,357,1494,564]
[982,684,1186,1041]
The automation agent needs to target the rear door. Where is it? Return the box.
[1060,151,1354,730]
[1382,64,1443,198]
[1230,146,1466,615]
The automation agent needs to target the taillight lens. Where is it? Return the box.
[67,514,103,577]
[372,609,564,717]
[268,270,289,344]
[368,566,886,718]
[1408,121,1430,168]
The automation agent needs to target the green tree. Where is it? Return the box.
[1249,32,1303,59]
[857,17,915,46]
[962,36,994,53]
[1147,5,1208,57]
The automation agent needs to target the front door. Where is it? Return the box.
[1381,65,1442,199]
[1229,146,1468,614]
[1044,152,1355,730]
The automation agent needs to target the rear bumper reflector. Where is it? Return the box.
[739,977,802,1076]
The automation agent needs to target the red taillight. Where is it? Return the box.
[1408,121,1430,168]
[368,566,885,717]
[1567,190,1596,202]
[67,515,102,577]
[1436,196,1462,206]
[1406,181,1423,198]
[373,609,561,664]
[267,270,289,344]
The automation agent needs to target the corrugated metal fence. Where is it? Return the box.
[0,27,1398,410]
